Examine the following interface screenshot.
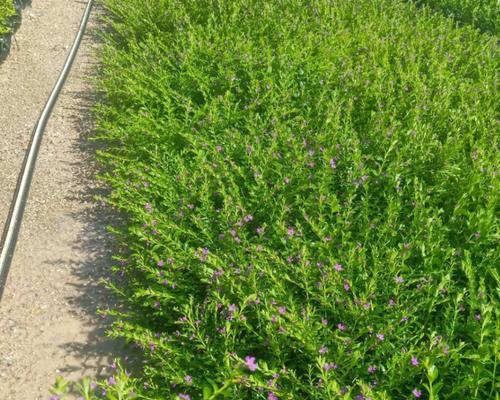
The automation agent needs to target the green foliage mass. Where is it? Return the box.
[411,0,499,34]
[61,0,499,399]
[0,0,15,35]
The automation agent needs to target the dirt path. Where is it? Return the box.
[0,1,122,398]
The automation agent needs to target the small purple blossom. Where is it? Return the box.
[337,323,346,331]
[278,306,286,315]
[411,356,419,366]
[323,362,338,371]
[321,318,328,326]
[144,203,152,213]
[108,376,116,385]
[245,356,258,371]
[319,346,328,354]
[395,276,404,284]
[157,260,164,267]
[376,333,385,341]
[368,365,377,374]
[287,226,295,237]
[474,313,481,321]
[343,280,350,291]
[268,392,278,400]
[199,247,209,262]
[334,263,344,271]
[178,394,191,400]
[412,389,422,398]
[184,375,193,385]
[329,158,337,169]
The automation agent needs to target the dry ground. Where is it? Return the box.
[0,0,124,398]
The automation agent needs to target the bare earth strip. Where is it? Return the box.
[0,1,122,398]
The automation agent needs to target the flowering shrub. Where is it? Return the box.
[64,0,498,399]
[411,0,499,34]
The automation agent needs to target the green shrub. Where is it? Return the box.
[64,0,498,399]
[411,0,499,34]
[0,0,15,35]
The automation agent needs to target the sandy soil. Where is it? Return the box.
[0,1,124,398]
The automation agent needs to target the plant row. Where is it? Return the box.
[57,0,498,399]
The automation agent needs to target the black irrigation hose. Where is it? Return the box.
[0,0,94,301]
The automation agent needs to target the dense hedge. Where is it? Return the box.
[411,0,499,34]
[60,0,498,399]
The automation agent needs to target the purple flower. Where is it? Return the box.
[184,375,193,385]
[199,247,209,262]
[268,392,278,400]
[278,306,286,315]
[321,318,328,326]
[368,365,377,374]
[244,214,253,222]
[411,356,419,366]
[474,313,481,321]
[245,356,258,371]
[108,376,116,385]
[334,263,344,271]
[343,280,350,291]
[376,333,384,341]
[395,276,404,284]
[412,389,422,398]
[144,203,152,213]
[323,362,338,371]
[228,304,237,312]
[287,227,295,237]
[319,346,328,354]
[157,260,164,267]
[337,323,346,331]
[178,394,191,400]
[329,158,337,169]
